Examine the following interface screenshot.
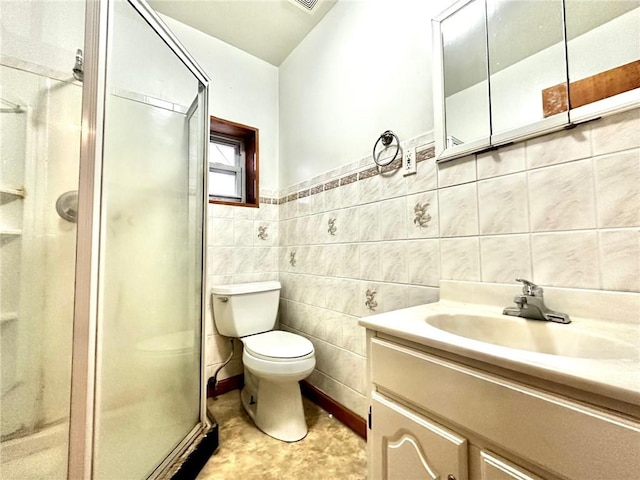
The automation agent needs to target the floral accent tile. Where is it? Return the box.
[413,202,432,228]
[328,217,337,235]
[257,225,269,241]
[365,289,378,312]
[289,251,297,267]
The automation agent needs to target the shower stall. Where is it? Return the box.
[0,0,210,478]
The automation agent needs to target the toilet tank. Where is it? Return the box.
[211,281,281,337]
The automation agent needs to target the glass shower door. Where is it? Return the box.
[93,1,206,478]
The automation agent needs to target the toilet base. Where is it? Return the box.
[240,372,308,442]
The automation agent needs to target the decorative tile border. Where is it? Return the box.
[277,144,435,204]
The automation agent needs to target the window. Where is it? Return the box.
[209,116,259,207]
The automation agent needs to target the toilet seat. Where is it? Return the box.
[242,331,314,361]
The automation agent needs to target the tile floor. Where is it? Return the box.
[197,390,367,480]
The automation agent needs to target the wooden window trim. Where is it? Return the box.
[209,116,259,208]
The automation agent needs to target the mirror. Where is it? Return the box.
[564,0,640,121]
[433,0,640,162]
[487,0,568,142]
[435,0,491,159]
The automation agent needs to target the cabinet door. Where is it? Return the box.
[370,392,467,480]
[480,451,543,480]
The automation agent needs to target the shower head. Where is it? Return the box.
[73,49,84,82]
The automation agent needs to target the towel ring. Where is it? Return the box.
[373,130,400,167]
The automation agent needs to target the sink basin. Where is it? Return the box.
[425,313,639,360]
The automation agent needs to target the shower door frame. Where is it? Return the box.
[67,1,210,478]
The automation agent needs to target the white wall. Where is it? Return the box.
[279,0,454,188]
[160,15,280,191]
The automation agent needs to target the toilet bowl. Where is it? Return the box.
[240,331,315,442]
[210,282,316,442]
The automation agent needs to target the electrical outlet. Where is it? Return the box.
[403,146,417,176]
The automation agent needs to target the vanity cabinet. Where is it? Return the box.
[370,392,467,480]
[367,335,640,480]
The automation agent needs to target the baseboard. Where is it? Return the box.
[300,380,367,440]
[207,374,244,398]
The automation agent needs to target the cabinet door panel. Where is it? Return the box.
[371,392,467,480]
[480,451,543,480]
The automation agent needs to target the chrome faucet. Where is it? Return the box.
[503,278,571,324]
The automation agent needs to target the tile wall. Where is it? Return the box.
[206,108,639,419]
[204,190,279,383]
[276,108,639,419]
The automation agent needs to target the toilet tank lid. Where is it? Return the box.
[211,281,281,296]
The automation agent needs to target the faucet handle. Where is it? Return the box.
[515,278,543,296]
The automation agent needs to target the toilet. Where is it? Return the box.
[210,281,315,442]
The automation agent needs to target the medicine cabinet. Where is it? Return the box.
[433,0,640,162]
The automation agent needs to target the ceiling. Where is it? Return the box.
[148,0,338,66]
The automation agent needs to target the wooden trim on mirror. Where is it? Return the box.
[542,60,640,117]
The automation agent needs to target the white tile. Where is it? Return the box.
[253,247,278,273]
[528,160,596,232]
[407,191,439,239]
[325,278,359,315]
[439,183,479,237]
[591,108,640,156]
[440,237,481,281]
[296,196,311,217]
[599,229,640,292]
[338,207,360,243]
[358,203,380,242]
[232,247,254,275]
[358,175,381,205]
[380,241,408,283]
[209,247,234,275]
[341,316,366,356]
[233,206,255,219]
[477,143,526,179]
[480,235,532,283]
[531,231,598,289]
[341,243,360,279]
[380,197,408,240]
[340,181,360,208]
[209,203,233,218]
[407,157,437,194]
[324,186,341,212]
[325,244,343,277]
[233,219,254,246]
[594,149,640,228]
[359,243,382,281]
[308,245,326,276]
[407,239,440,287]
[209,217,234,246]
[322,309,344,347]
[478,173,529,234]
[407,286,440,306]
[381,283,409,312]
[526,123,591,169]
[437,154,476,187]
[309,190,325,215]
[379,167,407,200]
